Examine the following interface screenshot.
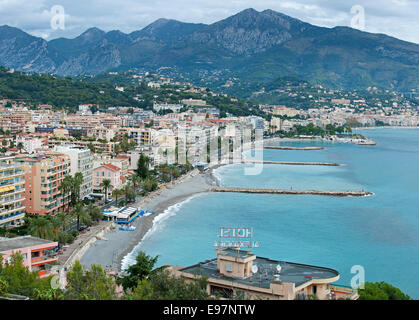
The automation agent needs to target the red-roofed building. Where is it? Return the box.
[93,163,122,192]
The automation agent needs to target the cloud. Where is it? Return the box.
[0,0,418,44]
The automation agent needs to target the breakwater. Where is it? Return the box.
[210,187,372,197]
[242,160,341,166]
[263,146,324,150]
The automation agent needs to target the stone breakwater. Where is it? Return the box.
[209,187,373,197]
[242,160,341,166]
[263,146,325,150]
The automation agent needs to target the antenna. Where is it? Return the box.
[276,264,282,273]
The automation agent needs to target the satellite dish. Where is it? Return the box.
[276,264,282,273]
[252,265,258,274]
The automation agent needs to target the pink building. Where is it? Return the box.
[0,235,58,278]
[93,163,122,193]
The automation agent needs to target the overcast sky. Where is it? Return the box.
[1,0,418,44]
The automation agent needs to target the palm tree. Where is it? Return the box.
[54,211,71,233]
[123,183,135,204]
[28,217,54,240]
[101,179,112,203]
[128,175,142,191]
[72,202,91,231]
[112,188,123,206]
[59,175,73,212]
[72,172,84,205]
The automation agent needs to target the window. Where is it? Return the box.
[312,285,317,294]
[225,262,233,272]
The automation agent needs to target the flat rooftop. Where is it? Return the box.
[0,236,56,252]
[179,249,339,288]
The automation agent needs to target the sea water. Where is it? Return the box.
[122,128,419,298]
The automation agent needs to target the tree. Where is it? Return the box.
[146,269,210,300]
[17,142,24,153]
[28,216,54,240]
[128,175,142,191]
[86,204,103,223]
[120,251,159,291]
[65,261,118,300]
[87,142,95,153]
[0,276,8,296]
[135,154,150,179]
[358,281,411,300]
[122,183,136,203]
[112,188,123,206]
[141,176,158,193]
[59,175,73,212]
[0,252,51,298]
[72,202,91,231]
[33,287,64,300]
[101,179,112,203]
[53,211,71,234]
[114,144,120,156]
[71,172,84,205]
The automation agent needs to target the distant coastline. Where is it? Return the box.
[355,126,419,130]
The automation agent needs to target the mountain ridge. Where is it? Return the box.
[1,8,419,92]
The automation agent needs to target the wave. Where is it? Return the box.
[120,193,203,271]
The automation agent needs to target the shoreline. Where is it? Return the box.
[80,167,219,272]
[79,135,340,272]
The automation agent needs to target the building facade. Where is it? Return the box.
[54,145,94,200]
[0,157,26,229]
[170,248,359,300]
[17,152,71,216]
[0,236,58,278]
[93,163,122,193]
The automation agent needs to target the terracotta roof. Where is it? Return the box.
[102,163,121,171]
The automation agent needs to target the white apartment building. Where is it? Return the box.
[54,145,94,200]
[0,157,26,229]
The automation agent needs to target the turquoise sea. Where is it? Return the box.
[122,128,419,298]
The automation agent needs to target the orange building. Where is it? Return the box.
[16,152,71,216]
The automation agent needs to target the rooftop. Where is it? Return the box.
[0,236,57,252]
[179,249,339,289]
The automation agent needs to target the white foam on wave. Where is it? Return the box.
[120,193,204,271]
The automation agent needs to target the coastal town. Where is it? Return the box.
[0,68,415,301]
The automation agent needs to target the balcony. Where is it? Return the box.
[330,285,359,300]
[31,254,58,267]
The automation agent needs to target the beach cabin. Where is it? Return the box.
[103,206,139,224]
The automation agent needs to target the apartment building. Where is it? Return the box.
[93,163,122,193]
[17,152,71,216]
[0,235,58,278]
[0,157,26,229]
[54,145,94,200]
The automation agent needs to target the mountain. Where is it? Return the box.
[1,8,419,93]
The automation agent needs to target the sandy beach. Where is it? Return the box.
[79,136,303,272]
[80,168,218,272]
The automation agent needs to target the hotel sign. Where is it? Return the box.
[214,227,259,249]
